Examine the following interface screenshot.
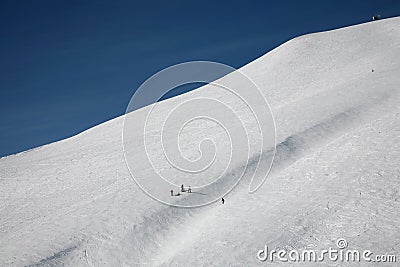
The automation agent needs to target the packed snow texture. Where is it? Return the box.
[1,17,400,266]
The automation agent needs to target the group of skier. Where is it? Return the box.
[170,184,191,196]
[170,185,225,204]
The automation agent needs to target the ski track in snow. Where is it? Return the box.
[1,17,400,266]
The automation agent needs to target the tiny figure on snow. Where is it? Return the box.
[188,186,192,193]
[372,15,381,21]
[170,190,174,196]
[222,198,225,204]
[181,184,185,192]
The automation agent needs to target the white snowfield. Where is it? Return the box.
[1,17,400,266]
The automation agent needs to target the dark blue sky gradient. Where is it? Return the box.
[0,0,399,157]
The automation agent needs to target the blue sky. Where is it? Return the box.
[0,0,399,157]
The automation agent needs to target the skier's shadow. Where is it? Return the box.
[173,190,207,196]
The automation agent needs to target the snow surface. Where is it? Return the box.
[1,17,400,266]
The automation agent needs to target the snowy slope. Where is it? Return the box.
[1,17,400,266]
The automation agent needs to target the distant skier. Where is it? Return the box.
[222,198,225,204]
[372,15,381,21]
[181,184,185,192]
[188,186,192,193]
[170,190,174,196]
